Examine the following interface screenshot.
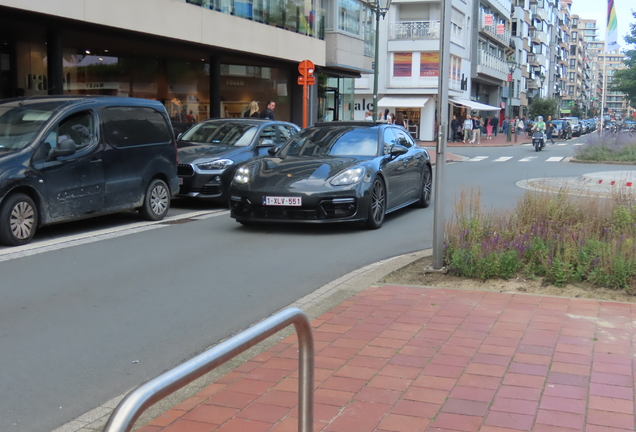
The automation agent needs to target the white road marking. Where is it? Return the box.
[469,156,489,162]
[518,157,538,162]
[546,157,564,162]
[0,209,228,263]
[493,157,513,162]
[556,143,568,146]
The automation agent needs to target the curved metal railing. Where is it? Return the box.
[103,307,314,432]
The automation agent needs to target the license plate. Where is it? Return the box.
[263,196,302,206]
[178,177,184,185]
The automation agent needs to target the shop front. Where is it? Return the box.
[0,8,302,129]
[375,95,436,142]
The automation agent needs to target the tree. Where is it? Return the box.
[528,97,558,120]
[611,12,636,107]
[570,106,584,118]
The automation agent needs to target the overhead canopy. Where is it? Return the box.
[450,98,501,111]
[377,96,430,108]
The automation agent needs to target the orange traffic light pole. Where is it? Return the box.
[298,60,315,129]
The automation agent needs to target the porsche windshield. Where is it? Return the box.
[180,122,258,147]
[280,127,379,157]
[0,102,61,151]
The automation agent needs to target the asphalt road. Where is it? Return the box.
[1,135,631,431]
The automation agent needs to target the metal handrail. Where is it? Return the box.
[103,307,314,432]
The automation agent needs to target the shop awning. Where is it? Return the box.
[377,96,430,108]
[450,98,501,111]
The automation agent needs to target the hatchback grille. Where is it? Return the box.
[178,164,194,176]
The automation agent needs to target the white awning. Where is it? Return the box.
[377,96,430,108]
[450,98,501,111]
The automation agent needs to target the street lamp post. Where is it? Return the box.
[507,58,517,142]
[372,0,392,121]
[538,73,545,99]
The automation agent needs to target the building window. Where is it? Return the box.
[393,52,412,77]
[338,0,361,35]
[420,52,439,77]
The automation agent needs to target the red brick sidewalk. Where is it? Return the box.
[136,286,635,432]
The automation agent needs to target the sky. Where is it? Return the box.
[571,0,635,51]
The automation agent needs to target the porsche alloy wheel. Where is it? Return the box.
[414,166,432,208]
[366,178,386,229]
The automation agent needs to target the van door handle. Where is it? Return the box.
[90,159,102,164]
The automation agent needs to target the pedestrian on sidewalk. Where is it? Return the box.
[502,116,509,136]
[546,115,556,144]
[516,117,524,136]
[491,115,499,136]
[485,115,493,139]
[471,115,482,144]
[451,115,460,142]
[463,115,473,143]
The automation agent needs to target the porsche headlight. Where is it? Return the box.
[196,158,234,170]
[330,167,366,186]
[234,166,251,184]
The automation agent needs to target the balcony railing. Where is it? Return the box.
[478,50,508,75]
[388,20,440,40]
[478,13,511,45]
[488,0,512,19]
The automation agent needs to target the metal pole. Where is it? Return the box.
[430,0,452,270]
[372,7,381,122]
[103,308,314,432]
[600,48,607,136]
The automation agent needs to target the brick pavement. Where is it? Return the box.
[134,285,636,432]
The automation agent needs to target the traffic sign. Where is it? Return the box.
[507,73,512,82]
[298,60,315,77]
[297,76,316,85]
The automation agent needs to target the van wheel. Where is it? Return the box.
[0,193,38,246]
[139,179,170,221]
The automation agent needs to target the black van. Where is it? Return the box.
[0,96,179,246]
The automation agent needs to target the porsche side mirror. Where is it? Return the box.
[389,145,408,158]
[268,144,282,156]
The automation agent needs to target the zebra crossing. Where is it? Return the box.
[521,142,569,146]
[467,155,566,162]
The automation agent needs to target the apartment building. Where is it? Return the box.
[0,0,372,125]
[600,49,631,118]
[510,0,531,118]
[550,0,572,113]
[561,14,589,116]
[354,0,477,141]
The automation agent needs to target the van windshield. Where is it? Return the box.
[0,102,61,151]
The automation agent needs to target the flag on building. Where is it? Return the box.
[606,0,620,52]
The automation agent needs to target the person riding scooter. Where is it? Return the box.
[532,116,547,150]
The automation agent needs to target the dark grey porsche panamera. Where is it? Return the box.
[228,122,432,229]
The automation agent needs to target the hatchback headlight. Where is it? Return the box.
[196,158,234,170]
[234,166,251,184]
[330,167,366,186]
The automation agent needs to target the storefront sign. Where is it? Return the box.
[354,98,374,111]
[226,79,245,86]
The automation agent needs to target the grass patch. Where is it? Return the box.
[574,133,636,163]
[444,188,636,291]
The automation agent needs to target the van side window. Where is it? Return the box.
[35,111,94,161]
[102,107,172,147]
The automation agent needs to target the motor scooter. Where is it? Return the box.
[532,131,546,152]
